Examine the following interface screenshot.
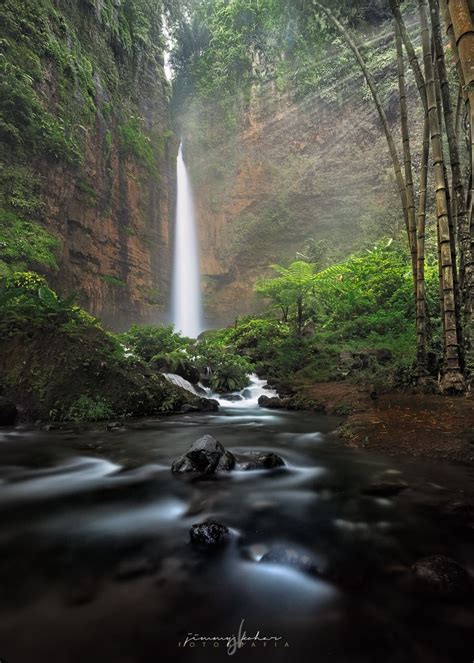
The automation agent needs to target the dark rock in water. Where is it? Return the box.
[115,556,157,580]
[0,398,18,426]
[190,521,231,548]
[181,404,200,413]
[235,451,285,471]
[171,435,235,474]
[411,555,472,599]
[242,388,253,399]
[221,393,243,402]
[260,545,320,576]
[199,398,219,412]
[258,395,286,409]
[105,421,124,431]
[361,481,408,497]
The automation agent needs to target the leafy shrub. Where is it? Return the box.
[62,395,115,422]
[228,318,290,350]
[193,344,252,392]
[120,324,190,362]
[0,271,100,335]
[0,212,60,271]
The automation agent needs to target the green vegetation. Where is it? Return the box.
[99,274,127,288]
[120,324,190,362]
[0,274,199,421]
[119,116,156,172]
[120,323,252,392]
[247,241,438,386]
[64,396,115,423]
[0,0,173,290]
[0,213,60,273]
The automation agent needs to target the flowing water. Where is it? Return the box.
[171,143,202,338]
[0,391,473,663]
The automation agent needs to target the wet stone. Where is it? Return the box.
[411,555,472,600]
[235,451,285,471]
[171,435,236,474]
[190,521,231,548]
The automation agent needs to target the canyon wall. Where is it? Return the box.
[183,87,414,328]
[1,0,176,329]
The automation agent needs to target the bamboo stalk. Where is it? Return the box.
[395,20,418,284]
[431,0,473,356]
[419,0,464,390]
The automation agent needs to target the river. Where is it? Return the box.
[0,387,473,662]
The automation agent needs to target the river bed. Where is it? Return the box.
[0,395,473,662]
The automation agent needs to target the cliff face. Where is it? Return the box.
[176,13,421,329]
[183,85,407,327]
[1,0,176,329]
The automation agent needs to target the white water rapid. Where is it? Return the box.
[171,143,202,338]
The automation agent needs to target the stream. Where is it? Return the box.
[0,379,473,663]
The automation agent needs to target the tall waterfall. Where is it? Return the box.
[172,143,202,338]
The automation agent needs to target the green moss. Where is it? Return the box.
[78,180,97,201]
[119,115,156,172]
[99,274,127,288]
[0,212,60,271]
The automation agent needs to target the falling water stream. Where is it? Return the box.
[172,143,202,338]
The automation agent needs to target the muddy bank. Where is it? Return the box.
[288,382,474,463]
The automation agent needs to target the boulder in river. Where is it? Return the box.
[0,397,18,426]
[235,451,285,471]
[258,395,287,409]
[198,398,219,412]
[190,521,231,548]
[171,435,236,474]
[411,555,472,600]
[171,435,285,474]
[260,545,320,577]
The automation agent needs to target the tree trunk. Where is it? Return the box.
[395,20,418,283]
[419,0,464,391]
[431,0,474,357]
[296,296,303,336]
[444,0,474,243]
[416,116,430,376]
[313,1,408,233]
[390,0,428,111]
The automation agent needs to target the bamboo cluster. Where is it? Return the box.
[314,0,474,392]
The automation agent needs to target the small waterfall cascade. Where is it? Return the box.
[171,143,202,338]
[162,373,205,398]
[162,372,277,409]
[211,374,278,408]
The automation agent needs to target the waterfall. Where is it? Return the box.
[171,143,202,338]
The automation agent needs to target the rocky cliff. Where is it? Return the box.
[1,0,176,329]
[174,10,422,328]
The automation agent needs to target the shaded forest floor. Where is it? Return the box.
[297,382,474,463]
